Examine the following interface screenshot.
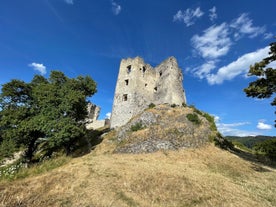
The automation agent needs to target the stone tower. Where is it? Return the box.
[110,56,186,128]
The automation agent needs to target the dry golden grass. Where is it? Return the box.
[0,136,276,207]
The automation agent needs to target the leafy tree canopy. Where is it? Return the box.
[0,71,97,162]
[244,41,276,126]
[254,139,276,161]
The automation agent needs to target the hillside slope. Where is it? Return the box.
[1,105,275,207]
[1,143,275,207]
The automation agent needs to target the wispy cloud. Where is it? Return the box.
[206,46,269,85]
[191,23,231,59]
[173,7,204,27]
[193,60,216,79]
[264,33,274,40]
[111,0,121,15]
[28,62,47,75]
[64,0,74,5]
[215,115,258,136]
[257,120,272,130]
[189,13,271,84]
[209,6,217,22]
[230,13,265,39]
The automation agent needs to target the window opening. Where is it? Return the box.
[142,66,146,73]
[125,79,129,86]
[145,83,148,87]
[127,65,131,74]
[123,94,128,101]
[154,87,157,92]
[159,71,162,77]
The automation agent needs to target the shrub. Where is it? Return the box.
[130,122,144,132]
[203,113,217,131]
[171,103,177,108]
[254,139,276,161]
[148,103,155,108]
[186,113,201,125]
[182,102,187,107]
[214,133,234,150]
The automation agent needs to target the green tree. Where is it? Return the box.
[254,139,276,161]
[244,41,276,126]
[0,71,97,162]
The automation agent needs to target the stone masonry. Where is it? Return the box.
[86,103,110,130]
[110,56,187,128]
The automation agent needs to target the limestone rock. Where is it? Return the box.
[113,104,218,153]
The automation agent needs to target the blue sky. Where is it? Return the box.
[0,0,275,136]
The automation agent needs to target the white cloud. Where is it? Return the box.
[173,7,204,27]
[214,115,258,136]
[257,120,272,130]
[264,33,274,40]
[64,0,74,5]
[105,112,111,119]
[206,46,270,84]
[193,60,216,79]
[230,13,265,39]
[209,6,217,22]
[28,62,47,75]
[111,0,121,15]
[191,23,232,59]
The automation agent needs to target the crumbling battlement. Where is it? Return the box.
[110,56,187,128]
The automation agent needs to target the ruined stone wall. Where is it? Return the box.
[86,103,109,130]
[110,56,186,128]
[87,103,100,122]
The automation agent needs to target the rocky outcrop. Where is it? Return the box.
[113,104,218,153]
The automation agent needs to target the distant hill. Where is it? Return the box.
[225,135,276,148]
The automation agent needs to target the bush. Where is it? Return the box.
[203,113,217,131]
[186,113,201,125]
[214,133,234,150]
[254,139,276,161]
[182,102,187,107]
[130,122,144,132]
[171,104,177,108]
[148,103,155,108]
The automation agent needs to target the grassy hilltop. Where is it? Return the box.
[0,105,276,207]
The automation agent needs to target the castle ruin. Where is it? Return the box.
[86,103,110,130]
[110,56,186,128]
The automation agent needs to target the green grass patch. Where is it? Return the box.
[202,113,217,131]
[130,122,144,132]
[0,155,71,181]
[186,113,201,125]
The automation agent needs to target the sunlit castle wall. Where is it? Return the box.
[110,56,186,128]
